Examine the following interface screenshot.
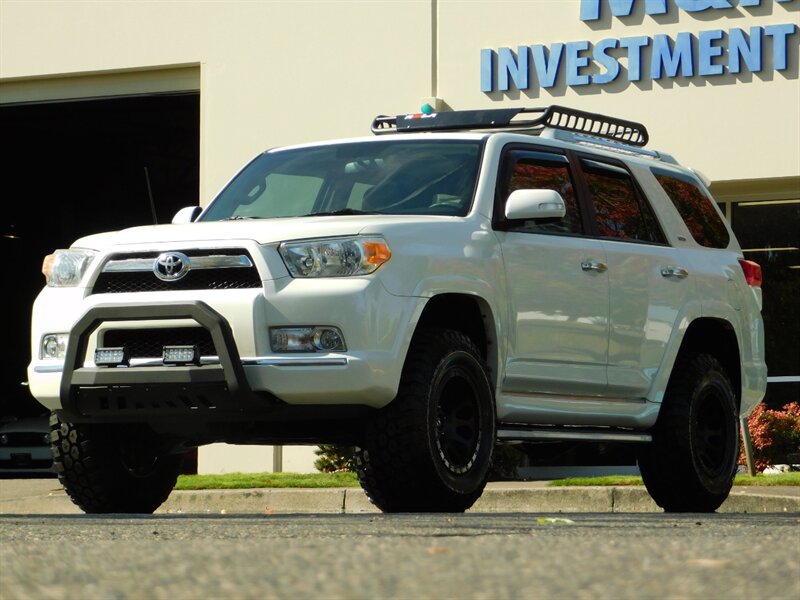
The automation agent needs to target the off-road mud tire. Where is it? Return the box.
[355,328,495,512]
[637,353,739,513]
[50,412,183,514]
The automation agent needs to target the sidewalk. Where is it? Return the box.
[1,478,798,515]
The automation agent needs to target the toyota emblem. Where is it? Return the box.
[154,252,190,281]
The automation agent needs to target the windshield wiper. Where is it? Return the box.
[222,215,260,220]
[304,208,376,217]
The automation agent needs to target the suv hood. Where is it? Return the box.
[71,215,441,251]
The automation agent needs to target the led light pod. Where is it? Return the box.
[163,345,201,366]
[94,347,130,367]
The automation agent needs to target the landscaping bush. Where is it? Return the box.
[741,401,800,473]
[314,445,356,473]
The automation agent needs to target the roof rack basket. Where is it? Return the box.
[371,105,649,147]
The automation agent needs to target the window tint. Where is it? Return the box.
[731,200,799,381]
[504,152,582,235]
[582,160,663,243]
[652,168,730,248]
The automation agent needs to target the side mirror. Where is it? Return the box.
[505,189,566,220]
[172,206,202,224]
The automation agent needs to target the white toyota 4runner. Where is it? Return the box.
[28,106,767,514]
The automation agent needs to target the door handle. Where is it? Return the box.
[581,260,608,273]
[661,265,689,279]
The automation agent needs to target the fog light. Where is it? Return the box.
[0,434,8,446]
[95,347,130,367]
[270,327,346,353]
[41,333,68,359]
[163,345,201,366]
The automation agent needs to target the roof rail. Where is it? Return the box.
[541,128,676,164]
[371,105,649,147]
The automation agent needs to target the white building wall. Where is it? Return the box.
[198,444,318,475]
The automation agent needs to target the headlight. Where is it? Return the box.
[43,249,96,287]
[279,236,391,278]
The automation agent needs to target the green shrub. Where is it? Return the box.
[314,445,356,473]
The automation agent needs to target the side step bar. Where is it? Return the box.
[497,426,652,444]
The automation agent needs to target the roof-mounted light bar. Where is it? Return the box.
[371,105,649,147]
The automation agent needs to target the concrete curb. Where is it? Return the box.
[2,481,798,515]
[159,486,800,515]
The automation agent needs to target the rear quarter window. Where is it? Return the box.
[652,168,730,249]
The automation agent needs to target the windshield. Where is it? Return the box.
[200,139,483,221]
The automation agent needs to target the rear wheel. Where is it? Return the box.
[637,353,739,512]
[50,413,183,514]
[355,328,495,512]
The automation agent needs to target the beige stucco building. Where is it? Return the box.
[2,0,797,474]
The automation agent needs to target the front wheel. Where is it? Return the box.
[355,328,496,512]
[637,353,739,513]
[50,413,184,514]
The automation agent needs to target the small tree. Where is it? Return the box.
[740,402,800,473]
[314,445,356,473]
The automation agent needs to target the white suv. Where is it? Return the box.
[28,106,767,514]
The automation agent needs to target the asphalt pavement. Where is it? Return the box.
[1,477,798,515]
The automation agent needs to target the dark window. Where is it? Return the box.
[731,200,799,400]
[652,168,730,248]
[502,151,582,235]
[582,160,663,243]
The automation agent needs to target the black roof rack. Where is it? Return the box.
[371,105,649,147]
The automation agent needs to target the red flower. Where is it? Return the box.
[740,402,800,472]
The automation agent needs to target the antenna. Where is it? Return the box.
[144,167,158,225]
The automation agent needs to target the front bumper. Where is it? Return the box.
[31,300,408,423]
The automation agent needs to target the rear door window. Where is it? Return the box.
[580,159,664,244]
[652,168,730,248]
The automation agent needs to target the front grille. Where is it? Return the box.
[94,269,260,293]
[91,248,262,294]
[102,327,216,358]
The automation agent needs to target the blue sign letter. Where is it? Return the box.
[651,33,695,79]
[592,38,621,84]
[729,27,762,74]
[498,47,530,91]
[675,0,734,11]
[620,35,651,81]
[566,41,592,86]
[765,23,797,71]
[531,43,565,88]
[698,29,725,76]
[740,0,796,5]
[481,49,495,92]
[580,0,667,21]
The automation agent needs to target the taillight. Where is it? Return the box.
[738,258,762,287]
